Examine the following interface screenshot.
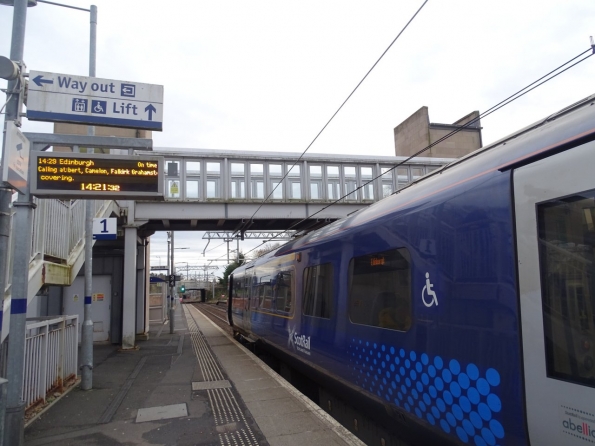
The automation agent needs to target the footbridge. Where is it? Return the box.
[136,148,451,234]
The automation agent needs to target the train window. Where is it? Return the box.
[538,191,595,387]
[348,248,411,331]
[303,263,333,319]
[274,270,294,314]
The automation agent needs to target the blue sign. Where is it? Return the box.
[27,71,164,131]
[93,217,117,240]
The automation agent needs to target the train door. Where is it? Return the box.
[514,140,595,446]
[244,267,253,333]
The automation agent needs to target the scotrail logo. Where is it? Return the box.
[287,326,311,356]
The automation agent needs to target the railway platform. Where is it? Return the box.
[23,303,363,446]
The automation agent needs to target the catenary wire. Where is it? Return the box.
[238,0,429,235]
[240,47,594,256]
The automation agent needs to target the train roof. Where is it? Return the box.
[275,93,595,256]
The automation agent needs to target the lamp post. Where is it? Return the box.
[1,2,96,443]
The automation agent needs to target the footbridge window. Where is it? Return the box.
[360,166,374,201]
[344,166,357,201]
[288,165,301,199]
[327,165,340,201]
[397,167,409,190]
[269,164,283,200]
[206,162,221,199]
[186,161,201,199]
[166,160,181,199]
[230,163,246,199]
[381,167,394,197]
[411,167,425,181]
[310,165,323,200]
[250,163,264,199]
[349,248,411,331]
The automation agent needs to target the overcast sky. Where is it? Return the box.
[2,0,594,279]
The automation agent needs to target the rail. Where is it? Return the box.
[22,315,78,409]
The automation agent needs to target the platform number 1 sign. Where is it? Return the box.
[93,217,117,240]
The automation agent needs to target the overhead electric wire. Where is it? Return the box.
[242,45,594,254]
[237,0,429,235]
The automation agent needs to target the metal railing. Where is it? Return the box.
[22,315,78,409]
[4,197,109,287]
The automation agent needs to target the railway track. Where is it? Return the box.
[188,302,232,336]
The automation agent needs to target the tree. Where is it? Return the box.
[219,252,245,287]
[250,242,282,259]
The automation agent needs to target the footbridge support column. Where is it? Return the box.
[122,226,138,350]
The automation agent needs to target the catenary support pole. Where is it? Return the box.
[169,231,175,333]
[81,3,97,391]
[4,173,35,446]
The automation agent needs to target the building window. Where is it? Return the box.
[349,248,411,331]
[303,263,333,319]
[538,191,595,388]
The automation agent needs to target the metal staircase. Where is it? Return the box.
[1,197,118,342]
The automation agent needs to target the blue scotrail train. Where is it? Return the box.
[228,94,595,446]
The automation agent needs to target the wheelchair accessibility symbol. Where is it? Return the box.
[422,272,438,307]
[91,100,107,114]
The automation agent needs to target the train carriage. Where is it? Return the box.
[229,94,595,446]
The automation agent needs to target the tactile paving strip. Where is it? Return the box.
[183,305,260,446]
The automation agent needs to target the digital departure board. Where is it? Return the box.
[30,152,164,200]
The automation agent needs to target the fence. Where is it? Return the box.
[22,315,78,409]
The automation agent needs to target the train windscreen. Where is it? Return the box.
[538,190,595,387]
